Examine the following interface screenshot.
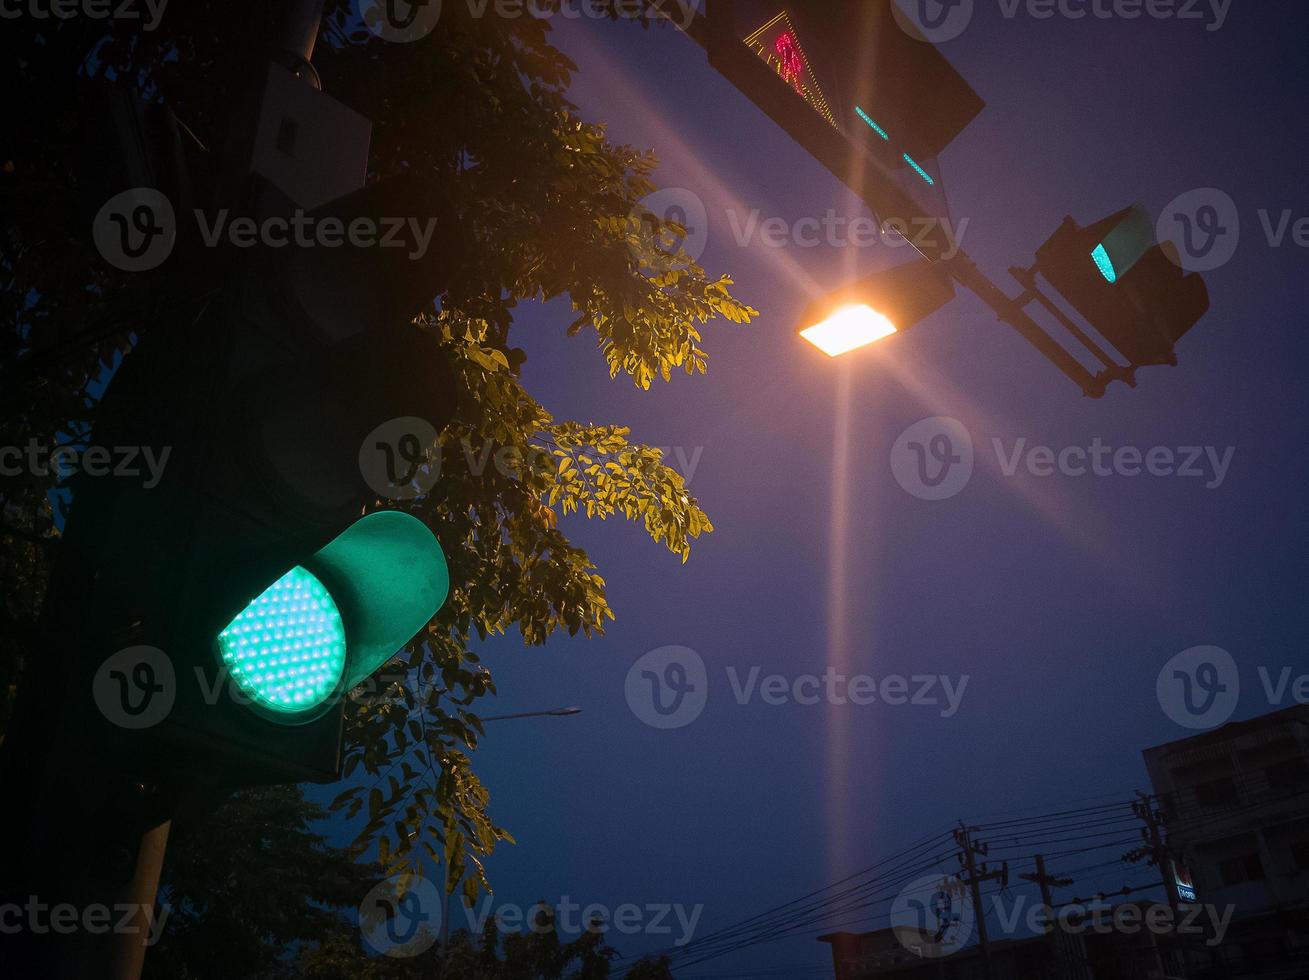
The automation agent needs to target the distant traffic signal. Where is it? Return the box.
[1034,206,1210,369]
[697,3,1210,392]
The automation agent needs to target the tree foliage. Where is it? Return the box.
[148,787,676,978]
[297,900,676,979]
[145,785,378,980]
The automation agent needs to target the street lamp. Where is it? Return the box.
[799,304,898,357]
[797,258,955,357]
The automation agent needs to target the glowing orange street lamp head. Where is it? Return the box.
[798,258,956,357]
[799,304,897,357]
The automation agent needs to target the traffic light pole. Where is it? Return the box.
[284,0,325,65]
[0,499,192,978]
[108,821,171,980]
[98,9,337,977]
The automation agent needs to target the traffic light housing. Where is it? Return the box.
[720,0,984,161]
[802,0,985,163]
[1034,206,1210,369]
[706,0,985,261]
[214,510,448,725]
[60,172,465,783]
[0,52,470,979]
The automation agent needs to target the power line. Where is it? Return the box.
[659,840,959,967]
[643,792,1165,973]
[641,828,954,954]
[646,782,1306,974]
[665,851,963,968]
[974,798,1141,831]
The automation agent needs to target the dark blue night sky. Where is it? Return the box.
[374,4,1309,975]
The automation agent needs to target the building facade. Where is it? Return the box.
[1143,703,1309,978]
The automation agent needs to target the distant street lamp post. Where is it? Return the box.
[438,705,583,962]
[479,706,583,722]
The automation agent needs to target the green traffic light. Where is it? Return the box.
[218,566,347,717]
[1092,244,1118,283]
[215,511,449,724]
[1092,205,1153,285]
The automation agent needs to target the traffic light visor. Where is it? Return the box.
[311,510,449,692]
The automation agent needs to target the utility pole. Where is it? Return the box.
[955,824,1006,980]
[1124,793,1182,979]
[1129,793,1177,912]
[1021,854,1076,979]
[1022,854,1073,935]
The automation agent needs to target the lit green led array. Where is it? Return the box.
[855,106,890,140]
[1091,243,1118,283]
[902,154,935,187]
[217,566,346,716]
